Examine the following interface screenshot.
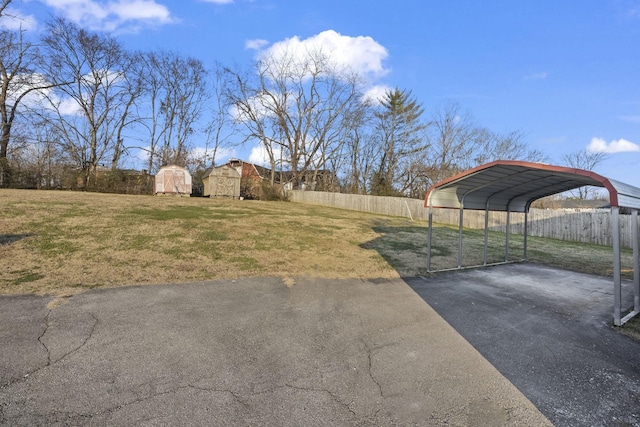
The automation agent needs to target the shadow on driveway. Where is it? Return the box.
[405,264,640,427]
[363,224,640,426]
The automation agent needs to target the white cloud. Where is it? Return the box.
[113,0,171,20]
[524,72,549,80]
[245,38,269,50]
[200,0,234,4]
[587,137,640,154]
[18,71,127,116]
[620,115,640,124]
[0,8,37,31]
[135,146,151,163]
[189,146,236,165]
[362,84,391,104]
[260,30,389,80]
[214,146,237,164]
[228,90,284,123]
[25,88,84,116]
[248,144,282,167]
[41,0,174,32]
[2,73,83,116]
[620,0,640,18]
[58,97,85,116]
[32,91,85,116]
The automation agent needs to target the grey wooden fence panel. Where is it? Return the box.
[288,191,636,248]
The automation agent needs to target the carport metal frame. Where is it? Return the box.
[424,160,640,326]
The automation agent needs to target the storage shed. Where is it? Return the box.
[154,165,192,196]
[203,164,241,198]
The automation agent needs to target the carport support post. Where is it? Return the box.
[523,210,529,260]
[634,210,639,314]
[505,207,511,262]
[427,206,433,272]
[483,207,489,265]
[612,206,622,326]
[458,205,464,269]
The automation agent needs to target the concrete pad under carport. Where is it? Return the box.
[406,263,640,427]
[0,276,550,426]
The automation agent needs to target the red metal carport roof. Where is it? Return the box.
[422,160,640,326]
[424,160,640,212]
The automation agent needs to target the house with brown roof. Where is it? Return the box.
[208,158,339,199]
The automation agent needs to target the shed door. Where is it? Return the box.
[164,170,175,193]
[173,170,185,193]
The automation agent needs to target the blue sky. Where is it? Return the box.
[6,0,640,186]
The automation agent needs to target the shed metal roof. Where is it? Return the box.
[424,160,640,212]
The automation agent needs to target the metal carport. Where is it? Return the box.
[423,160,640,326]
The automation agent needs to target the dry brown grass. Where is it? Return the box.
[0,189,403,296]
[1,188,636,295]
[619,320,640,340]
[2,188,639,333]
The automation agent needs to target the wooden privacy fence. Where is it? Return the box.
[288,190,637,249]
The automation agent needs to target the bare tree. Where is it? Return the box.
[0,24,61,186]
[423,102,548,189]
[24,121,66,189]
[1,118,69,189]
[339,101,376,194]
[110,51,145,170]
[38,18,138,188]
[225,48,364,189]
[473,128,548,164]
[202,62,233,168]
[225,64,278,183]
[0,0,11,17]
[138,52,163,174]
[425,102,483,185]
[394,155,433,199]
[562,149,608,199]
[141,51,207,169]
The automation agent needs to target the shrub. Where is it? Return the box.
[260,180,288,201]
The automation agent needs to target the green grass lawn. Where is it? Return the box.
[1,188,638,335]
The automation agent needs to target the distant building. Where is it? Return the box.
[154,165,192,196]
[202,164,241,198]
[203,158,339,199]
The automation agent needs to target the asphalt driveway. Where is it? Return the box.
[406,263,640,427]
[0,276,548,426]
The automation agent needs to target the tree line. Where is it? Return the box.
[222,48,546,198]
[3,2,598,198]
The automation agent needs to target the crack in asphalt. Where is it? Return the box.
[37,310,52,366]
[282,383,357,417]
[0,310,98,392]
[3,382,361,424]
[84,383,251,420]
[186,384,250,408]
[0,309,53,390]
[52,313,99,365]
[46,410,94,424]
[247,383,359,418]
[0,403,95,425]
[360,338,384,399]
